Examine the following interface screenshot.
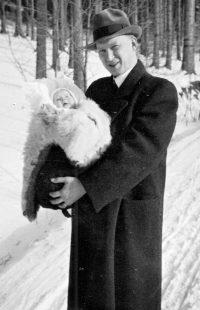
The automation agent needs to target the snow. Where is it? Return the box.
[0,32,200,310]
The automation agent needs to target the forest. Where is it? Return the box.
[0,0,199,91]
[0,3,200,308]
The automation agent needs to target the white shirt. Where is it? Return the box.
[114,65,135,88]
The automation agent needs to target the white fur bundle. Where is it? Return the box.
[22,81,53,111]
[21,81,112,221]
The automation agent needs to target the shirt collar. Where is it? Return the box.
[113,65,135,88]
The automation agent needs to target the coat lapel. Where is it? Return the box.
[104,60,146,122]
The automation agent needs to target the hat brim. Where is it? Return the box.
[84,25,142,51]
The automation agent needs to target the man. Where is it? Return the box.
[50,8,178,310]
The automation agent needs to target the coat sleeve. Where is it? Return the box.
[79,78,178,213]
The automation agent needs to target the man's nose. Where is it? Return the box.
[106,49,114,61]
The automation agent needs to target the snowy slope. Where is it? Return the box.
[0,33,200,310]
[162,125,200,310]
[0,33,72,310]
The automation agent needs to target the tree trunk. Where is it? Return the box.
[112,0,119,9]
[152,0,160,68]
[52,0,60,75]
[104,0,111,7]
[118,0,125,10]
[59,0,66,51]
[14,0,25,37]
[36,0,47,79]
[72,0,84,91]
[176,0,181,60]
[30,0,35,40]
[0,0,7,33]
[197,0,200,60]
[140,0,149,58]
[24,0,30,37]
[68,2,74,69]
[165,0,173,69]
[95,0,102,14]
[64,0,69,42]
[182,0,195,73]
[161,0,167,56]
[159,0,164,51]
[129,0,138,25]
[84,0,92,91]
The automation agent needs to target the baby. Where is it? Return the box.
[22,80,112,221]
[51,88,78,108]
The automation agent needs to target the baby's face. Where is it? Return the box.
[53,89,75,108]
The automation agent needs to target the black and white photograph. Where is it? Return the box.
[0,1,200,309]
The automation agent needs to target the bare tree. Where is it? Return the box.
[165,0,173,69]
[95,0,102,13]
[24,0,35,39]
[159,0,164,52]
[111,0,119,9]
[64,0,69,42]
[52,0,60,74]
[197,0,200,60]
[152,0,160,68]
[83,0,92,90]
[14,0,25,37]
[68,2,74,69]
[36,0,47,78]
[182,0,195,73]
[119,0,126,10]
[72,0,84,90]
[30,0,35,40]
[105,0,112,7]
[161,0,167,57]
[176,0,182,60]
[24,0,30,37]
[140,0,150,58]
[2,0,198,83]
[129,0,138,24]
[59,0,67,51]
[0,0,7,33]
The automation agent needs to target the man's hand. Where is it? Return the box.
[49,176,86,209]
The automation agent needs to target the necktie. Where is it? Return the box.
[112,77,118,92]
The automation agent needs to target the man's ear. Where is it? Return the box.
[132,37,137,48]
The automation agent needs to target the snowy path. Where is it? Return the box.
[0,122,199,310]
[0,216,71,310]
[162,123,200,310]
[0,58,72,310]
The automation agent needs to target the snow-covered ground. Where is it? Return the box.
[0,32,200,310]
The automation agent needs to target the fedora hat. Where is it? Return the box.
[84,8,142,50]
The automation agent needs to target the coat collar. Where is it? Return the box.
[114,59,146,98]
[105,60,146,121]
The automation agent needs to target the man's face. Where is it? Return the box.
[53,89,75,108]
[96,35,137,77]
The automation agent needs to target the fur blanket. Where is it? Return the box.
[22,78,112,222]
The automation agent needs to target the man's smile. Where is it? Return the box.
[108,62,119,67]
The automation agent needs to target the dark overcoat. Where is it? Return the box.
[67,60,178,310]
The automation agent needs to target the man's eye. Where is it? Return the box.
[113,45,119,50]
